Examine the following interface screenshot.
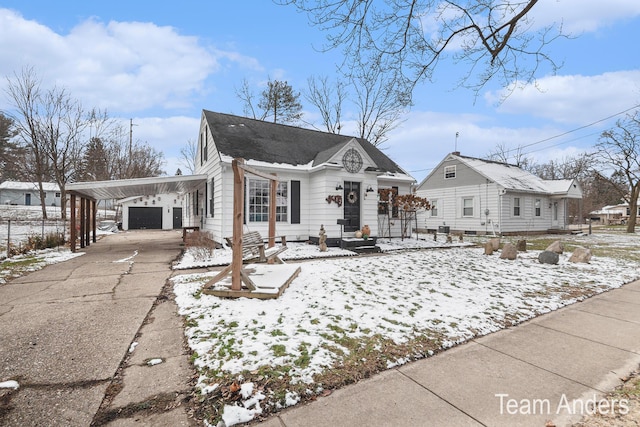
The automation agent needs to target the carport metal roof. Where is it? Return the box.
[66,174,208,200]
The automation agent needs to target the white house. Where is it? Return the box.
[185,110,416,245]
[416,153,583,235]
[0,181,61,207]
[119,193,184,230]
[589,202,639,225]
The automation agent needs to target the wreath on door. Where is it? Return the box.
[347,191,358,204]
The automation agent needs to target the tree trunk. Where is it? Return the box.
[37,181,48,220]
[626,185,639,233]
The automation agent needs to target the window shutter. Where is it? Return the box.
[291,180,301,224]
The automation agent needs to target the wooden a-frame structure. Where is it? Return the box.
[203,158,300,298]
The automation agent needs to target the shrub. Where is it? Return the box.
[185,230,217,261]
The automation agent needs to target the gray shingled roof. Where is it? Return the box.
[203,110,404,173]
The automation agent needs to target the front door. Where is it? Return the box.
[343,181,360,232]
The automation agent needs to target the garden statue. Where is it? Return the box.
[319,224,327,252]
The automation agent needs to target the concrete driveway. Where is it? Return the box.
[0,231,196,426]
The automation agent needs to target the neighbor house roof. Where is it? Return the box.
[202,110,406,174]
[456,154,581,196]
[0,181,59,192]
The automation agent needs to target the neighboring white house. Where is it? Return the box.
[0,181,61,207]
[589,202,639,225]
[119,193,184,230]
[185,110,416,245]
[416,153,583,235]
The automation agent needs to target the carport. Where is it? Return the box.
[66,174,207,252]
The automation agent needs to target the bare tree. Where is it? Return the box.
[279,0,563,98]
[595,112,640,233]
[305,75,346,134]
[486,142,533,169]
[38,86,89,218]
[179,138,197,174]
[4,67,51,218]
[350,66,410,146]
[235,78,261,120]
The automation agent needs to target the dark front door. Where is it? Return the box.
[343,181,360,232]
[173,207,183,229]
[128,207,163,230]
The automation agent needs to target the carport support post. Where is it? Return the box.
[231,159,245,291]
[79,196,85,248]
[70,193,76,252]
[92,200,97,243]
[84,198,91,246]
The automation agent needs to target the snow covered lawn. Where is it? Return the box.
[172,235,639,425]
[0,248,84,284]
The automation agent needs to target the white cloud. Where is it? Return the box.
[486,70,640,124]
[0,9,256,113]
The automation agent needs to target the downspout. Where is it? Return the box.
[498,189,503,236]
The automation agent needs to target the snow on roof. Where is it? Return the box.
[0,181,60,192]
[457,155,580,196]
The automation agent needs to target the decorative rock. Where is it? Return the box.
[538,250,559,265]
[569,246,592,263]
[489,238,501,251]
[484,242,494,255]
[516,239,527,251]
[546,240,564,254]
[499,243,517,260]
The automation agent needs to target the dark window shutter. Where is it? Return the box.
[291,180,301,224]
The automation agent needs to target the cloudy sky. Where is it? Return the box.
[0,1,639,182]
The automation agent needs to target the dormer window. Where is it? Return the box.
[444,165,456,179]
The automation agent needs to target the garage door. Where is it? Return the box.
[128,207,163,229]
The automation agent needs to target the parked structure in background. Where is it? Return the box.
[589,203,639,225]
[0,181,61,207]
[416,153,583,235]
[118,193,184,230]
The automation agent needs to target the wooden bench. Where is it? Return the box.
[225,231,287,264]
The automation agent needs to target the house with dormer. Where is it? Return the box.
[416,152,583,235]
[185,110,416,245]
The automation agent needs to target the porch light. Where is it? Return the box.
[336,183,343,190]
[366,185,374,192]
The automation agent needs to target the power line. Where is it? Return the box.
[508,103,640,155]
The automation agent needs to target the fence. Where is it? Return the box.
[1,219,69,258]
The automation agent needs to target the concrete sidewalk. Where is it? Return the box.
[0,231,196,426]
[261,280,640,427]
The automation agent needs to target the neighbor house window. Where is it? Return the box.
[55,192,61,198]
[513,197,521,217]
[248,179,288,222]
[444,165,456,179]
[431,200,438,217]
[535,199,541,217]
[463,198,473,216]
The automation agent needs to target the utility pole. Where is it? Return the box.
[127,118,137,177]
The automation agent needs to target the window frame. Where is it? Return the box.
[513,197,521,217]
[534,198,541,217]
[444,165,456,179]
[430,199,438,217]
[248,179,288,223]
[462,197,473,217]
